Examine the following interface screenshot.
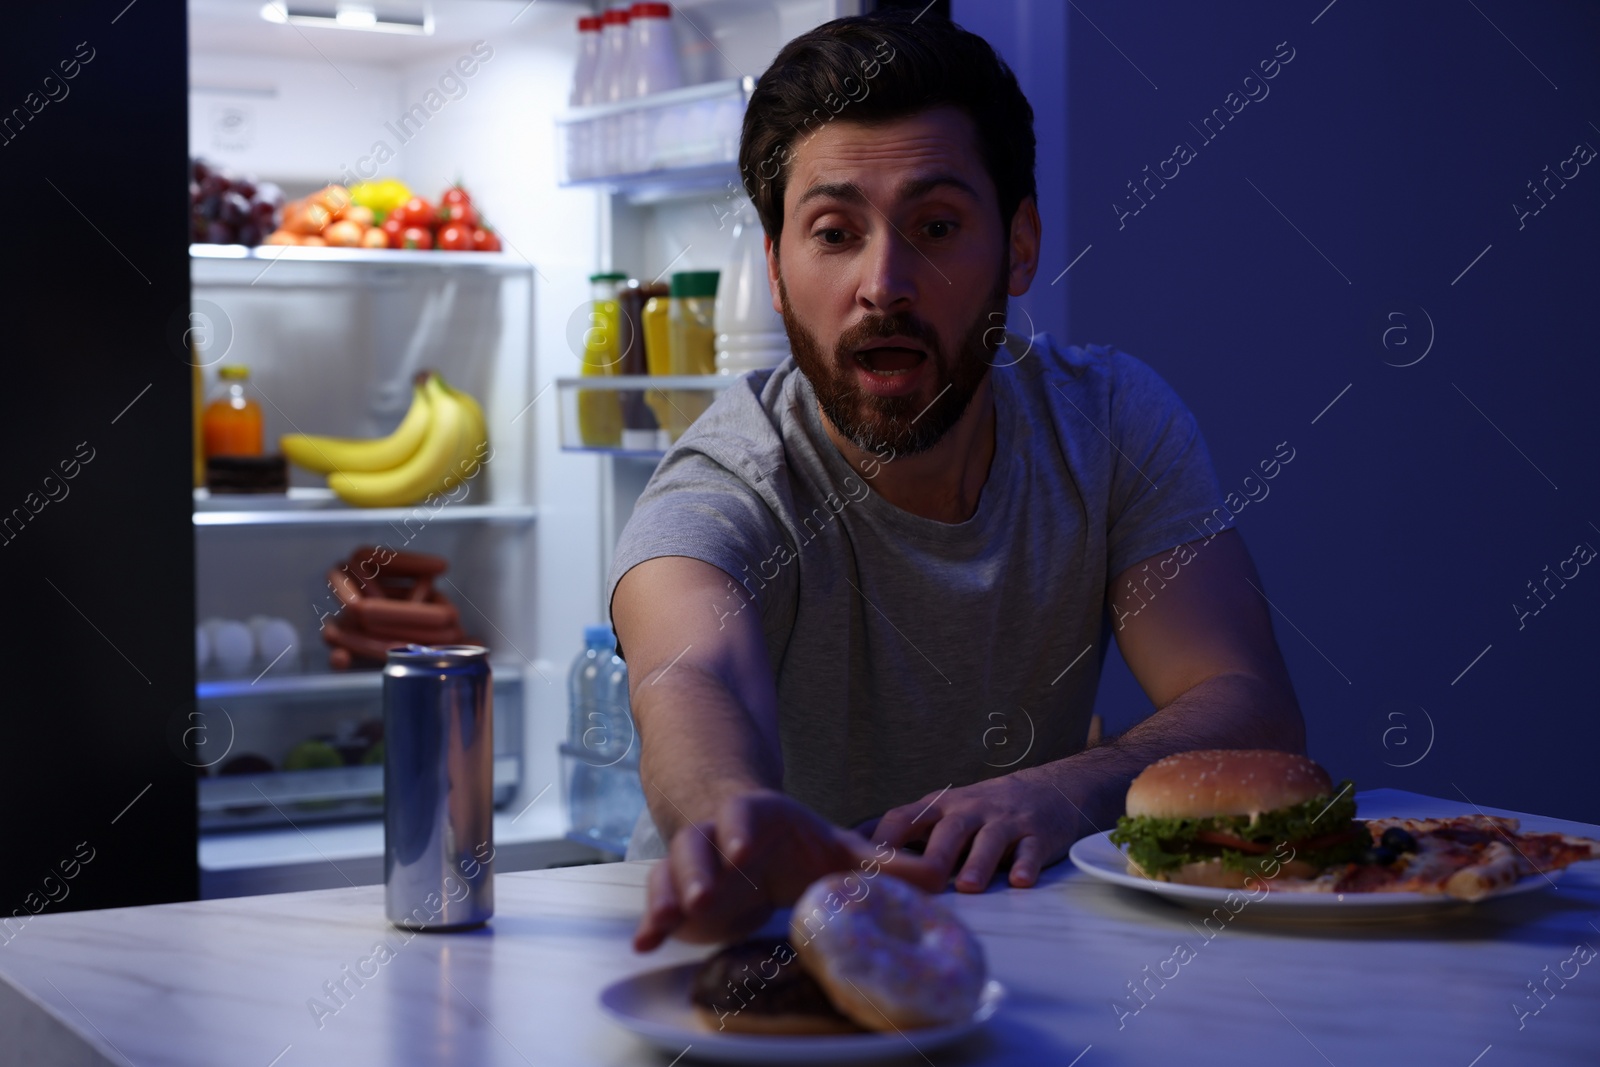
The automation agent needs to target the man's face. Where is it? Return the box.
[769,107,1015,456]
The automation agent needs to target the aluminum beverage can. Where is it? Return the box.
[384,644,494,929]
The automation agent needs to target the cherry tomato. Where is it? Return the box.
[381,216,406,249]
[392,197,436,228]
[471,226,501,252]
[437,223,474,251]
[399,225,433,251]
[438,186,477,227]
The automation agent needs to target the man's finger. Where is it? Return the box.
[868,808,911,850]
[870,800,936,851]
[633,858,681,952]
[670,821,721,911]
[718,793,768,866]
[1009,835,1045,888]
[954,823,1014,893]
[874,847,949,894]
[920,813,981,878]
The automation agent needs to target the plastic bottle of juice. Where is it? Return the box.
[578,272,626,447]
[665,270,719,442]
[202,366,264,457]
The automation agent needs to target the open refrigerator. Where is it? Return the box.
[186,0,863,896]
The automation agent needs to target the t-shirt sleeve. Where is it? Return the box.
[605,445,796,650]
[1103,349,1234,578]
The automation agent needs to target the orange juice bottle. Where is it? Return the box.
[202,366,264,457]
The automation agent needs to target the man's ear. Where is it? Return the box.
[765,233,782,315]
[1007,196,1042,297]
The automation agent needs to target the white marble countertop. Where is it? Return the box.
[3,789,1597,1066]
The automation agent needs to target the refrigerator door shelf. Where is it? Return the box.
[556,374,737,457]
[556,77,753,192]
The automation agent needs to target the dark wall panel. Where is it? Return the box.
[1,2,196,912]
[1066,1,1600,822]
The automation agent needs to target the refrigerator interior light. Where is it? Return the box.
[258,1,434,35]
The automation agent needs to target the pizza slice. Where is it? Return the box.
[1352,815,1600,900]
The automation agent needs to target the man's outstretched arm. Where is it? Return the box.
[870,528,1304,890]
[614,555,785,843]
[614,555,943,950]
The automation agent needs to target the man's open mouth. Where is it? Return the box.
[853,346,927,375]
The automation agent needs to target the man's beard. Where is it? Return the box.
[779,268,1010,456]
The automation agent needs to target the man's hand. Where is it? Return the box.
[633,788,946,952]
[866,769,1086,893]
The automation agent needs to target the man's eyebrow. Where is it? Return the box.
[792,174,981,217]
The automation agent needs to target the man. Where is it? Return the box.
[610,12,1304,952]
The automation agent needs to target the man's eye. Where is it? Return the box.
[924,220,955,239]
[817,228,848,245]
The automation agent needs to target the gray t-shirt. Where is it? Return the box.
[606,331,1234,829]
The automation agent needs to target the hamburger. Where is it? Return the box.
[1109,749,1365,887]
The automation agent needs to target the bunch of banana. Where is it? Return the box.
[280,372,490,508]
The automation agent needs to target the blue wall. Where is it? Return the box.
[1056,1,1599,822]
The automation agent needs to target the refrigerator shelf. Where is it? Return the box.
[196,663,526,701]
[193,488,537,528]
[197,757,520,830]
[191,244,536,273]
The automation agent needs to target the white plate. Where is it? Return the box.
[599,962,1005,1065]
[1069,830,1558,921]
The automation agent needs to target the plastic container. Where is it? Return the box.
[566,15,603,180]
[665,270,719,440]
[569,15,603,107]
[598,6,634,104]
[628,2,683,97]
[202,365,263,458]
[715,200,789,374]
[578,272,627,447]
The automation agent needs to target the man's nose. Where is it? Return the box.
[855,227,923,314]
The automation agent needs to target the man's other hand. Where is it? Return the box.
[865,770,1082,893]
[632,788,946,952]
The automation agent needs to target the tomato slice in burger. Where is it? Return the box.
[1193,830,1272,853]
[1194,827,1364,855]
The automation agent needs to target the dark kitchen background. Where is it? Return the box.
[1,0,1594,913]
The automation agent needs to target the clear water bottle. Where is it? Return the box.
[568,624,616,751]
[565,625,644,848]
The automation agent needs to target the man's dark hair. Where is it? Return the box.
[739,11,1036,249]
